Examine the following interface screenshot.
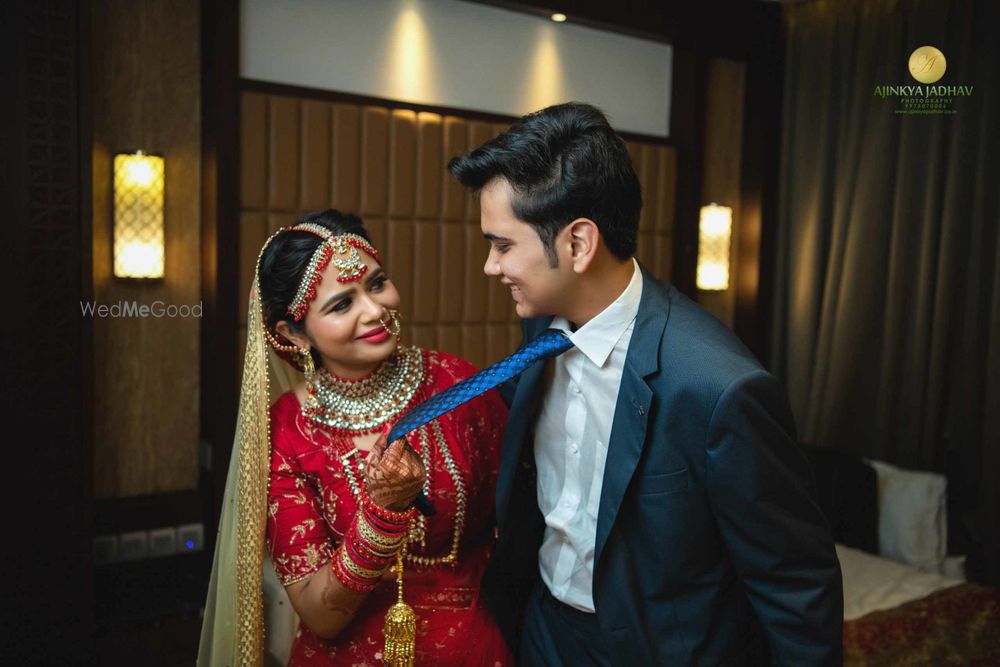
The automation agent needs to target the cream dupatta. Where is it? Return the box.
[198,233,302,666]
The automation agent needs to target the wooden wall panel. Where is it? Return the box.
[239,91,676,369]
[656,147,677,233]
[699,58,746,328]
[636,231,656,272]
[92,0,201,497]
[638,144,660,232]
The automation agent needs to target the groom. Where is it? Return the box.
[448,103,843,666]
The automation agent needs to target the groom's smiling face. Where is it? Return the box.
[479,178,575,319]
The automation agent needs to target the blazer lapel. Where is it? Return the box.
[594,266,670,565]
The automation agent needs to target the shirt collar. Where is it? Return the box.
[551,258,643,368]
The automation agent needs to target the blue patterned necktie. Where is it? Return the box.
[389,328,573,444]
[388,328,573,514]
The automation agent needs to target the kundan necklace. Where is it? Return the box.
[302,345,424,435]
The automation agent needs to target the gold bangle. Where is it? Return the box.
[357,514,407,551]
[338,545,387,581]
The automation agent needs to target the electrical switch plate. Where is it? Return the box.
[149,526,178,557]
[118,530,149,561]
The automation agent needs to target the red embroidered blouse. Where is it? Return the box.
[266,348,513,666]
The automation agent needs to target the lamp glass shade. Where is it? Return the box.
[696,204,732,291]
[113,152,165,279]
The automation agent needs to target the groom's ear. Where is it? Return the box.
[567,218,600,274]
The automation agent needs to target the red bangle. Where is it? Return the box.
[349,527,398,562]
[344,532,389,570]
[330,554,376,592]
[329,500,411,593]
[361,491,417,525]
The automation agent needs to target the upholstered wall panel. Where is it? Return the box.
[332,106,361,213]
[239,92,676,371]
[361,107,388,217]
[269,96,300,211]
[301,100,332,210]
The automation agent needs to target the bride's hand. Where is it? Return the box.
[364,431,425,512]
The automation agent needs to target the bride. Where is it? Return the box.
[198,209,513,666]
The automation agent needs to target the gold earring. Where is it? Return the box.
[264,324,298,354]
[298,347,315,379]
[380,309,402,338]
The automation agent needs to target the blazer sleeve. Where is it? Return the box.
[705,369,844,667]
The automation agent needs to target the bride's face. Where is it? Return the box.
[295,249,402,378]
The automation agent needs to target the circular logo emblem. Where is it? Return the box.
[908,46,946,84]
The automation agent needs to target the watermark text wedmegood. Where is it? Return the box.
[80,300,203,318]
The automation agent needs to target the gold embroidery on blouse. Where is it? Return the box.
[290,519,316,543]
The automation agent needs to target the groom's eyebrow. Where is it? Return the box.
[483,233,512,242]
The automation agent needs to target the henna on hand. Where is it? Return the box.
[364,438,425,511]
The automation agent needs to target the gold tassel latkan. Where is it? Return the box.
[383,550,416,666]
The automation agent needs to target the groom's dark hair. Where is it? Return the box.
[447,102,642,265]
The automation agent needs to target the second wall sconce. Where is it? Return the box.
[696,203,732,291]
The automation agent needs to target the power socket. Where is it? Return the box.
[149,527,178,557]
[177,523,204,553]
[118,530,149,561]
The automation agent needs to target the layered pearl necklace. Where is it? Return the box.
[302,345,423,435]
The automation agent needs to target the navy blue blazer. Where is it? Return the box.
[483,265,843,666]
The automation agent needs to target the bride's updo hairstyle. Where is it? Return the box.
[258,208,373,345]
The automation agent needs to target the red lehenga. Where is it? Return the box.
[266,347,513,666]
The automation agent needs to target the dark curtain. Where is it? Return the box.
[771,0,1000,585]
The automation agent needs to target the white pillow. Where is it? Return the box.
[865,459,947,574]
[836,543,961,620]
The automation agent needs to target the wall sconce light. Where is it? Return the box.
[697,203,732,291]
[113,151,165,280]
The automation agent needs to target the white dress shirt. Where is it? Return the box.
[534,258,643,612]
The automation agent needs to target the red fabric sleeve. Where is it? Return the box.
[266,400,335,586]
